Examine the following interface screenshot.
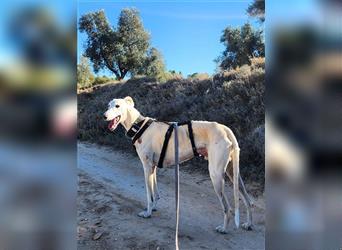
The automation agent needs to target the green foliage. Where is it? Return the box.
[77,56,94,88]
[247,0,265,22]
[93,75,115,86]
[78,8,150,80]
[164,70,183,81]
[216,23,264,70]
[137,47,167,81]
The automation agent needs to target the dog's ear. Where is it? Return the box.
[124,96,134,107]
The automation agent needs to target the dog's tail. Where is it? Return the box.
[224,126,240,228]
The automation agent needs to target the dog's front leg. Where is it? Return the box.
[138,164,154,218]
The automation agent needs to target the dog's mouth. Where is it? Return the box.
[108,115,121,131]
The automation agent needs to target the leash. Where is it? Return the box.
[173,122,180,250]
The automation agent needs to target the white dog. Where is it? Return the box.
[104,96,253,233]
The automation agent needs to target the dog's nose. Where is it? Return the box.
[103,114,107,120]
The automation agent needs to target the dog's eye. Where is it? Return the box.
[115,105,120,108]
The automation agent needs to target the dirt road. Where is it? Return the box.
[78,142,265,250]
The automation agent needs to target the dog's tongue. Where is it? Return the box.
[108,119,117,130]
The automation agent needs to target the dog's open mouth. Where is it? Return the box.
[108,115,121,131]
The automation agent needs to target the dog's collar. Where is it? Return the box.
[126,116,145,138]
[126,117,154,144]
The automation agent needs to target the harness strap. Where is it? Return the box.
[178,121,199,157]
[157,121,199,168]
[131,119,154,144]
[187,121,199,157]
[157,124,174,168]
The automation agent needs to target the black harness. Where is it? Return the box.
[126,119,198,168]
[157,121,198,168]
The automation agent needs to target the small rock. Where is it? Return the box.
[77,226,87,234]
[94,219,102,225]
[92,232,103,241]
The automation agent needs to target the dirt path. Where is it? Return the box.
[77,142,265,250]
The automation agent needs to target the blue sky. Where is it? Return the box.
[78,0,260,76]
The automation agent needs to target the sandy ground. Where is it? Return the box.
[78,142,265,250]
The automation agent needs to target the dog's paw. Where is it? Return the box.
[215,225,228,234]
[241,222,253,231]
[138,210,151,218]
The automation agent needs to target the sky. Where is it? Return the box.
[0,0,321,75]
[77,0,260,76]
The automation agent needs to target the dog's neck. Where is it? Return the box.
[121,107,145,131]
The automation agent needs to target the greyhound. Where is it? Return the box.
[104,96,253,233]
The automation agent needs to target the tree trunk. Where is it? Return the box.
[120,70,127,80]
[118,65,128,80]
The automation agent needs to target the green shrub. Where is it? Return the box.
[92,76,114,86]
[77,56,94,88]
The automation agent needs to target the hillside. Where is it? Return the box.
[78,59,265,188]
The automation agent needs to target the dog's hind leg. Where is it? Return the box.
[151,165,160,211]
[138,164,154,218]
[208,143,232,234]
[226,166,253,230]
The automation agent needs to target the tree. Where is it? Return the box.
[78,8,150,80]
[247,0,265,23]
[216,23,264,70]
[77,56,94,88]
[138,47,166,80]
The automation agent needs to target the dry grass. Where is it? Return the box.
[78,60,265,187]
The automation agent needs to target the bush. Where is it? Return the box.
[240,125,265,189]
[77,56,94,88]
[188,72,210,80]
[250,57,265,70]
[78,61,265,186]
[92,76,115,86]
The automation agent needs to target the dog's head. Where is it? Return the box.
[104,96,134,131]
